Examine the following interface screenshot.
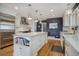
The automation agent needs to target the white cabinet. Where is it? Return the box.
[65,39,79,56]
[65,40,74,56]
[70,14,77,27]
[63,9,78,27]
[13,32,47,56]
[63,14,70,26]
[77,12,79,26]
[13,44,31,56]
[63,13,77,27]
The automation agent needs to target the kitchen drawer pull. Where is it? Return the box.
[26,45,30,47]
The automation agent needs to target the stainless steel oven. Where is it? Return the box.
[0,31,14,48]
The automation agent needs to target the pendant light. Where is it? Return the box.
[35,10,39,22]
[27,4,32,20]
[39,13,42,24]
[65,3,72,15]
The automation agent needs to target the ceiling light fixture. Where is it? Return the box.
[14,6,18,10]
[35,20,38,22]
[34,10,39,22]
[66,9,72,15]
[27,4,32,20]
[50,9,54,12]
[27,17,32,20]
[35,18,39,22]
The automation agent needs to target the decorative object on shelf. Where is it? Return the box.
[21,17,29,25]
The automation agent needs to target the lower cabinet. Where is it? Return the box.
[13,33,47,56]
[65,40,79,56]
[13,44,31,56]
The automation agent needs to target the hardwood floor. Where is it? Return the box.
[38,40,64,56]
[0,39,64,56]
[0,45,13,56]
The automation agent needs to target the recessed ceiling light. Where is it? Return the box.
[14,6,18,10]
[50,9,54,12]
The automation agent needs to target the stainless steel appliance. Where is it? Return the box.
[0,31,14,48]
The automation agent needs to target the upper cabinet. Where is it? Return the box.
[77,13,79,26]
[63,6,79,27]
[76,7,79,26]
[70,12,77,27]
[63,14,70,26]
[63,13,76,27]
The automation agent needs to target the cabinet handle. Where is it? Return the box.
[26,45,30,47]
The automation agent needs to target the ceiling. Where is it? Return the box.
[0,3,75,21]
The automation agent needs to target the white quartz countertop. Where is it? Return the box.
[64,34,79,52]
[15,32,47,37]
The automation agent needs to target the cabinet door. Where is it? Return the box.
[77,12,79,26]
[63,15,70,26]
[21,45,30,56]
[13,44,21,56]
[70,14,77,27]
[31,36,41,55]
[65,41,74,56]
[65,40,79,56]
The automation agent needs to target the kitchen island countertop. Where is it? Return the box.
[15,32,47,37]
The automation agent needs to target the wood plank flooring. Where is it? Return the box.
[0,39,64,56]
[38,40,64,56]
[0,45,13,56]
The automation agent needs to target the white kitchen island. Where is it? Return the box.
[13,32,47,56]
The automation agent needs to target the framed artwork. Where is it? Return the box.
[49,23,58,29]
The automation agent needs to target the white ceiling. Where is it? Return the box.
[0,3,74,20]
